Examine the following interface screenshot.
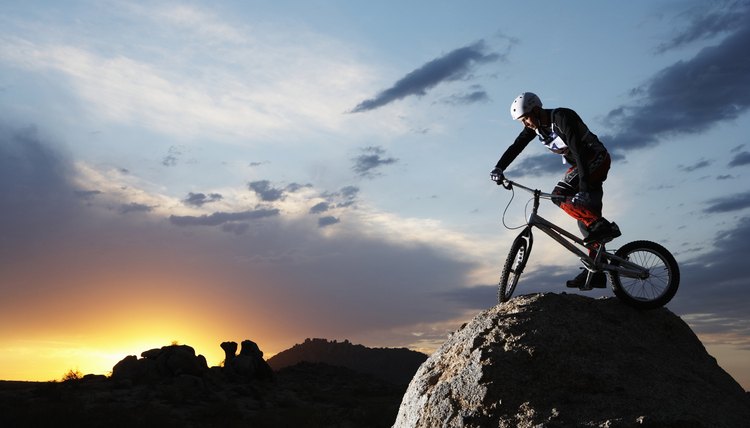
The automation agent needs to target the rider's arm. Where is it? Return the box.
[495,127,536,171]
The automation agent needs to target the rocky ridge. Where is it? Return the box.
[394,293,750,428]
[268,338,427,385]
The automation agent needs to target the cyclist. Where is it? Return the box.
[490,92,620,289]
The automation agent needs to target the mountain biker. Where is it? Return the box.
[490,92,621,289]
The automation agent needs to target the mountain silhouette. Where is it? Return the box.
[394,292,750,428]
[267,338,428,385]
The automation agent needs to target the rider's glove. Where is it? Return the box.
[571,191,590,206]
[490,167,504,185]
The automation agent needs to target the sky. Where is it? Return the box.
[1,0,749,389]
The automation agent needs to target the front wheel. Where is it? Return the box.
[498,232,531,303]
[609,240,680,310]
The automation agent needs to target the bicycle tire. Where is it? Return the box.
[498,235,529,304]
[609,240,680,310]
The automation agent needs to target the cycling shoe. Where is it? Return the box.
[584,219,621,244]
[566,269,607,289]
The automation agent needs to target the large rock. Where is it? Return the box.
[222,339,274,381]
[112,344,208,383]
[393,293,750,428]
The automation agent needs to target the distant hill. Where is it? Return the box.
[267,338,428,385]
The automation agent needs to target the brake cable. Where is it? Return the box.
[501,185,533,231]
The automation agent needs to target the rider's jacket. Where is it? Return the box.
[495,107,608,191]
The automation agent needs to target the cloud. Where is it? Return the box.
[308,186,363,227]
[284,183,312,193]
[603,10,750,153]
[335,186,360,207]
[162,146,183,167]
[352,146,398,178]
[656,1,749,53]
[318,216,340,228]
[169,208,279,226]
[668,215,750,347]
[503,154,566,179]
[183,192,223,207]
[0,124,80,241]
[350,40,501,113]
[0,6,374,141]
[678,158,713,172]
[437,285,496,310]
[248,180,308,202]
[119,202,154,214]
[0,124,480,350]
[441,86,491,106]
[704,191,750,213]
[221,222,250,235]
[74,189,102,200]
[248,180,284,202]
[318,186,359,210]
[729,151,750,167]
[309,202,330,214]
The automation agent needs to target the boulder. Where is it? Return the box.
[394,293,750,428]
[222,339,273,381]
[221,341,238,365]
[112,344,209,383]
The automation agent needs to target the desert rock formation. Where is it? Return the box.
[394,293,750,428]
[268,338,427,384]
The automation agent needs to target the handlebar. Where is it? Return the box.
[500,178,560,200]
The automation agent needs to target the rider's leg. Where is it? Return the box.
[554,153,619,242]
[551,166,578,207]
[555,156,614,289]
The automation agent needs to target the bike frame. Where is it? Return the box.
[505,180,650,286]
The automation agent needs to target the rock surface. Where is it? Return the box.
[393,293,750,428]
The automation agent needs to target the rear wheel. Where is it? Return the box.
[498,235,530,303]
[609,240,679,310]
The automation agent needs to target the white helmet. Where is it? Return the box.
[510,92,542,120]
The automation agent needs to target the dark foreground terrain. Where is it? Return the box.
[0,338,427,428]
[0,362,405,428]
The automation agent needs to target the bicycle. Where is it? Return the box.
[496,178,679,310]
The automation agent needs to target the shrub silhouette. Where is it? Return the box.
[61,369,82,382]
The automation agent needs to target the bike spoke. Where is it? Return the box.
[619,250,672,301]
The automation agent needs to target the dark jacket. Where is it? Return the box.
[495,107,607,191]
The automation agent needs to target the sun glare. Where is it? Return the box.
[0,313,231,381]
